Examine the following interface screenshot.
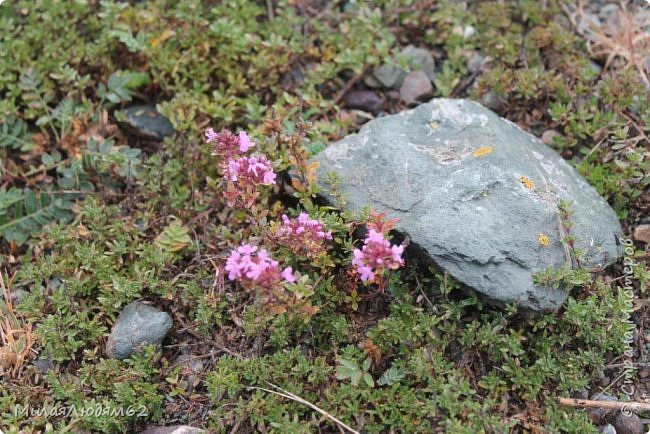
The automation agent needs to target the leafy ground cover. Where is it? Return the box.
[0,0,649,432]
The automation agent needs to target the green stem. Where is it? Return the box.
[0,206,50,232]
[23,159,69,177]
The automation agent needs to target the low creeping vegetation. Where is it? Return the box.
[1,0,649,433]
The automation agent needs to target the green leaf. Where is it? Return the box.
[0,116,33,151]
[0,188,74,245]
[121,70,151,89]
[23,189,38,214]
[99,139,114,154]
[362,372,374,387]
[335,358,363,386]
[155,219,192,253]
[108,29,147,53]
[377,365,406,386]
[42,153,54,166]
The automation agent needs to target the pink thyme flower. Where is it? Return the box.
[238,131,254,152]
[225,244,296,287]
[206,128,254,159]
[281,266,297,283]
[224,156,276,185]
[352,229,404,283]
[275,212,332,256]
[205,127,219,143]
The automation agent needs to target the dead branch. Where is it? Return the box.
[558,397,650,412]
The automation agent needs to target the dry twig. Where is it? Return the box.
[558,397,650,412]
[249,381,360,434]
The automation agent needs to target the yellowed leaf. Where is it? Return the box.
[291,177,304,191]
[77,224,90,238]
[151,29,176,48]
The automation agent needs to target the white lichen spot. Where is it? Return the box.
[540,161,555,174]
[549,178,569,193]
[532,151,544,160]
[324,134,370,167]
[410,140,472,166]
[426,121,439,136]
[476,114,488,127]
[430,99,485,128]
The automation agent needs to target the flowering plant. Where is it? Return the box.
[206,128,275,208]
[352,211,404,289]
[206,127,405,317]
[272,212,333,257]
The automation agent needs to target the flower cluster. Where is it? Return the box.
[274,212,332,255]
[208,126,406,314]
[206,129,254,159]
[205,128,275,208]
[226,244,297,287]
[352,229,404,283]
[224,156,276,185]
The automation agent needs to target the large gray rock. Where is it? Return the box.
[311,99,622,311]
[106,301,172,359]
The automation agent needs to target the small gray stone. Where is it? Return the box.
[612,412,644,434]
[401,45,436,81]
[589,393,619,424]
[33,358,54,373]
[633,224,650,244]
[173,353,204,392]
[363,73,384,89]
[372,63,406,89]
[48,277,62,291]
[118,105,175,141]
[467,51,486,74]
[541,130,562,146]
[573,388,589,400]
[280,65,306,88]
[481,91,503,111]
[599,4,621,28]
[577,13,601,34]
[343,90,384,112]
[106,301,172,360]
[10,289,29,305]
[370,45,436,89]
[311,99,622,312]
[598,424,617,434]
[280,63,316,88]
[400,71,434,105]
[140,426,204,434]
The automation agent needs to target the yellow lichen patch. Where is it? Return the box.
[472,146,493,158]
[430,121,439,130]
[520,175,535,190]
[538,233,550,246]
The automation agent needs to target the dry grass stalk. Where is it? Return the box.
[0,271,35,379]
[570,1,650,86]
